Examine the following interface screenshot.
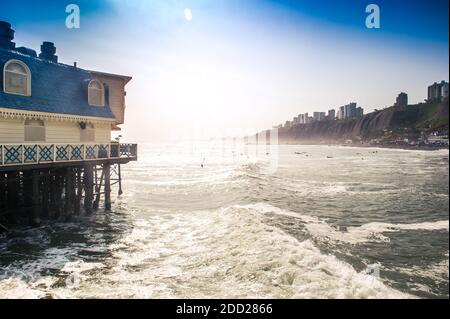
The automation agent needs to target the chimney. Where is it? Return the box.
[0,21,16,50]
[39,41,58,63]
[73,62,77,68]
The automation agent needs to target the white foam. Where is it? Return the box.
[0,203,415,299]
[245,202,449,244]
[56,204,409,299]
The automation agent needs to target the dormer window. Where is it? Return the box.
[88,79,105,107]
[3,59,31,96]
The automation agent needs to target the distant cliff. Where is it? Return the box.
[269,101,449,143]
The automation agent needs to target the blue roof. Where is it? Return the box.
[0,48,116,119]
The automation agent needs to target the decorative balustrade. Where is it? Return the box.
[0,143,137,166]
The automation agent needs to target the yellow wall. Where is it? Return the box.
[0,118,24,143]
[45,121,81,143]
[0,118,112,144]
[94,122,112,143]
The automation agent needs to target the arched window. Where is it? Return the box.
[3,59,31,96]
[88,79,105,107]
[24,119,45,142]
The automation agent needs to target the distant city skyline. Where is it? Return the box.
[280,79,449,129]
[1,0,448,142]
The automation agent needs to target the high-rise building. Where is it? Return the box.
[394,92,408,108]
[337,103,363,119]
[313,112,326,122]
[428,81,449,102]
[356,107,364,118]
[344,103,357,118]
[328,109,336,120]
[298,113,307,124]
[337,106,344,120]
[442,82,449,101]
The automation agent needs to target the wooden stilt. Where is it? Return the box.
[51,171,62,219]
[74,167,82,215]
[64,168,74,220]
[31,170,41,226]
[93,166,104,211]
[0,173,5,213]
[118,164,123,196]
[104,164,111,211]
[84,165,94,215]
[41,171,49,219]
[6,172,18,223]
[23,171,33,218]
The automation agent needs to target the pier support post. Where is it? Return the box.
[64,168,74,220]
[41,172,49,219]
[6,172,18,223]
[74,167,82,215]
[104,164,111,211]
[118,164,123,196]
[31,170,41,226]
[84,165,94,215]
[51,170,62,219]
[0,173,5,213]
[23,171,33,218]
[93,166,103,211]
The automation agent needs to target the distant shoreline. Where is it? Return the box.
[275,141,449,152]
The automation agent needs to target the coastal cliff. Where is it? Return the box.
[270,101,449,144]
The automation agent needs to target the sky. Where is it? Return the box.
[1,0,449,142]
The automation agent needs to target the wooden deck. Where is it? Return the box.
[0,143,137,172]
[0,143,138,225]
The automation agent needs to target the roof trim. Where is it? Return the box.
[0,107,116,123]
[88,70,132,84]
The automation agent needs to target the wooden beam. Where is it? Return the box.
[0,173,5,213]
[31,170,41,226]
[23,171,33,219]
[118,164,123,196]
[104,164,111,211]
[74,167,82,215]
[64,168,74,220]
[83,165,94,215]
[6,172,18,223]
[51,170,62,219]
[41,171,49,219]
[93,167,104,211]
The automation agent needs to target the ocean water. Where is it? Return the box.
[0,144,448,299]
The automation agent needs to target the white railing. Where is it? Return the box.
[0,143,137,167]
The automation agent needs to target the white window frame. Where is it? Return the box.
[3,59,32,96]
[88,79,105,107]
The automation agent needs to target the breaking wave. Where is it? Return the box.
[0,204,411,299]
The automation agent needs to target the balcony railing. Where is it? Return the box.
[0,143,137,167]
